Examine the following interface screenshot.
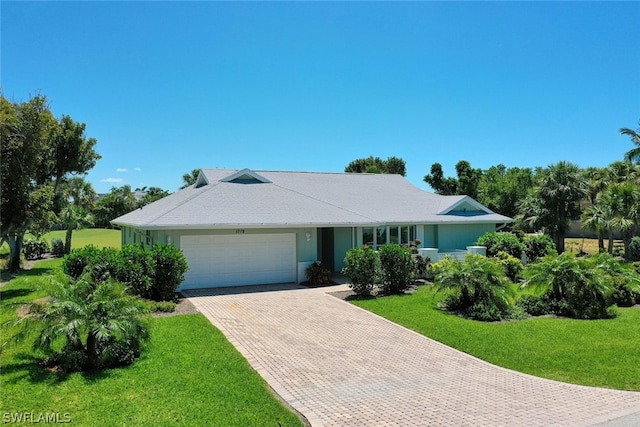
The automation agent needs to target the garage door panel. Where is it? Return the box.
[180,234,296,289]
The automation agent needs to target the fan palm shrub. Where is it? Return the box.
[432,254,514,321]
[8,268,149,371]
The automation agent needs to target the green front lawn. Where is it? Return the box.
[352,286,640,391]
[39,228,122,250]
[0,259,304,426]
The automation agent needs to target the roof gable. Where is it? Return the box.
[220,168,271,184]
[438,196,493,215]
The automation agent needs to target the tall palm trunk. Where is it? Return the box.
[64,228,73,254]
[85,331,99,369]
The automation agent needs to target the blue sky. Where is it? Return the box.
[3,1,639,194]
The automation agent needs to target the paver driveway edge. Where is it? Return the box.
[185,286,640,427]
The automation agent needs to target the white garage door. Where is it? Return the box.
[180,234,296,289]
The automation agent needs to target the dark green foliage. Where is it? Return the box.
[378,244,415,295]
[151,244,188,302]
[345,156,407,176]
[148,300,177,313]
[119,244,155,300]
[305,262,332,286]
[413,255,429,279]
[432,254,513,321]
[627,237,640,262]
[342,246,380,297]
[523,234,556,261]
[516,294,549,316]
[522,252,627,319]
[23,239,49,260]
[496,251,523,282]
[51,238,65,257]
[8,270,150,372]
[63,244,188,301]
[610,282,637,307]
[475,231,524,258]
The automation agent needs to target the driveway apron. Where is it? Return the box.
[184,285,640,427]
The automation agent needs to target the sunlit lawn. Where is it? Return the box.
[353,286,640,391]
[0,258,303,426]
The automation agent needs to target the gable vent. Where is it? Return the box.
[220,168,271,184]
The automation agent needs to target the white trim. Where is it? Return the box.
[438,196,493,215]
[219,168,271,184]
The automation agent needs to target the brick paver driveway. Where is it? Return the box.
[184,284,640,427]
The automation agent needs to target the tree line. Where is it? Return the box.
[346,120,640,258]
[3,91,639,270]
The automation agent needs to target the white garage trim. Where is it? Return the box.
[179,233,297,289]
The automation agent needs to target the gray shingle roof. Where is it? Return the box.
[112,169,513,229]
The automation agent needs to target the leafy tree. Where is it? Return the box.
[423,160,483,198]
[94,185,137,228]
[137,186,170,207]
[516,161,587,253]
[1,94,99,272]
[621,120,640,163]
[181,169,200,189]
[423,163,458,195]
[8,269,149,371]
[344,156,407,176]
[477,165,535,218]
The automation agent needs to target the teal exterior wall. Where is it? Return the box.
[435,223,495,251]
[333,227,353,271]
[125,227,319,264]
[421,225,436,248]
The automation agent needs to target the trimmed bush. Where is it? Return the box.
[516,294,548,316]
[63,244,188,302]
[523,234,556,262]
[305,262,332,286]
[151,244,188,302]
[475,232,524,259]
[119,245,155,300]
[51,238,65,257]
[23,239,49,260]
[378,244,415,295]
[342,246,379,297]
[413,255,429,280]
[148,300,177,313]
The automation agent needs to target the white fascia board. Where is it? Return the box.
[438,196,493,215]
[219,168,271,183]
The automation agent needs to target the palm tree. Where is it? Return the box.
[600,182,640,259]
[59,177,96,253]
[59,205,94,254]
[518,161,587,253]
[433,254,513,320]
[9,269,149,371]
[581,204,610,253]
[181,168,200,189]
[621,121,640,163]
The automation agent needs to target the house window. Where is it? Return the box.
[361,225,417,250]
[362,227,374,247]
